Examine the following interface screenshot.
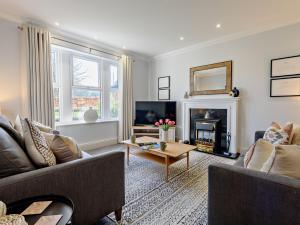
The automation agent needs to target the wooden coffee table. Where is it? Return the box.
[122,136,196,181]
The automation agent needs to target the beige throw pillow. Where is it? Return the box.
[50,135,82,163]
[244,139,274,171]
[291,125,300,145]
[21,118,56,167]
[261,145,300,179]
[263,122,293,144]
[14,115,24,137]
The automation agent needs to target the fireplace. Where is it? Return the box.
[194,118,221,153]
[182,96,239,159]
[190,108,230,156]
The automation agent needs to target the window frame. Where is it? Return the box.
[51,45,120,125]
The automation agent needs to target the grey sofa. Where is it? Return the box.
[0,117,125,225]
[208,131,300,225]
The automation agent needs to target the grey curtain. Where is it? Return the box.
[119,55,133,141]
[25,24,54,127]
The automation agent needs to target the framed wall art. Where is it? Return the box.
[270,77,300,97]
[158,89,170,100]
[271,55,300,78]
[158,76,170,89]
[158,76,170,100]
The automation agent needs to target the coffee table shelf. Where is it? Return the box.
[122,136,196,181]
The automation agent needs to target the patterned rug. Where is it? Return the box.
[108,149,234,225]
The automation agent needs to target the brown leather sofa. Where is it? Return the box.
[0,116,125,225]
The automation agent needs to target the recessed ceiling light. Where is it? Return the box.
[54,22,60,26]
[122,45,126,49]
[216,23,221,28]
[179,36,185,41]
[94,36,98,40]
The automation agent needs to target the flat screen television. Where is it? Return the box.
[135,101,177,125]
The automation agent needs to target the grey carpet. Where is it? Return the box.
[94,146,235,225]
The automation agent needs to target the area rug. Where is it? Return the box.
[109,149,234,225]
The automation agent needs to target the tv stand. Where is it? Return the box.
[131,125,176,141]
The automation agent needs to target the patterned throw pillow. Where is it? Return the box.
[21,118,56,167]
[263,122,293,145]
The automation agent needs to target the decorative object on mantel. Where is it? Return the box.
[160,141,167,151]
[190,61,232,96]
[83,107,98,122]
[270,55,300,97]
[158,76,170,100]
[229,87,240,97]
[155,119,176,142]
[184,91,189,99]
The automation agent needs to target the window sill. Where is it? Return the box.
[55,119,119,127]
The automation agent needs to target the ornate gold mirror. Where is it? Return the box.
[190,61,232,95]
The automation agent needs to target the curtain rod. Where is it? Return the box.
[51,37,121,59]
[18,26,122,59]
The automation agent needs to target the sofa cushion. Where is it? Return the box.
[244,139,274,171]
[22,118,56,167]
[0,127,35,178]
[0,116,25,149]
[263,122,293,144]
[50,135,82,163]
[261,145,300,179]
[291,125,300,145]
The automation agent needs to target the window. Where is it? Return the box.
[51,45,120,124]
[51,51,60,122]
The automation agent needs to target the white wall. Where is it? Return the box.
[0,18,21,121]
[150,23,300,152]
[0,17,150,149]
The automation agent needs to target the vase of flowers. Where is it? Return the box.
[155,119,176,142]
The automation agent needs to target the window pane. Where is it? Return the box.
[110,65,118,88]
[53,87,60,122]
[51,51,57,83]
[73,57,99,87]
[72,88,101,120]
[110,91,118,118]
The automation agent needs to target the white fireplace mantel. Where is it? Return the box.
[182,96,240,154]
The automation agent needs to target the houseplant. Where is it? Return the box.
[155,119,176,142]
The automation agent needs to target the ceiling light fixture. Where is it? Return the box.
[216,23,221,28]
[179,36,184,41]
[94,36,98,40]
[122,46,126,49]
[54,22,60,26]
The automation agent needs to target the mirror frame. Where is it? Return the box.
[190,61,232,95]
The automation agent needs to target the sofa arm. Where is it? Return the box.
[0,151,125,225]
[208,163,300,225]
[255,131,265,142]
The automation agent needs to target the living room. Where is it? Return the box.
[0,1,299,225]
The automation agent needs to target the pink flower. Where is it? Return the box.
[159,119,163,124]
[172,121,176,125]
[154,122,160,126]
[165,118,170,123]
[168,121,173,125]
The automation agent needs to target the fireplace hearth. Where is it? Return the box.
[190,108,238,159]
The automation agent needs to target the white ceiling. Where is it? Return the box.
[1,0,300,57]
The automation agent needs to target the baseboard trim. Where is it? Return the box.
[79,138,118,151]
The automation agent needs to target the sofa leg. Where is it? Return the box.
[115,208,122,222]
